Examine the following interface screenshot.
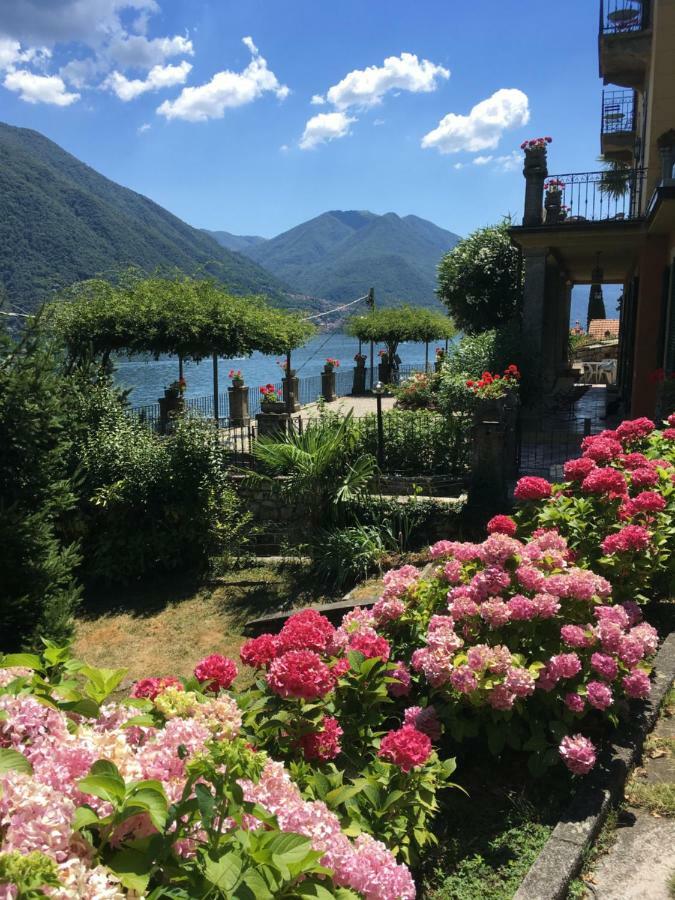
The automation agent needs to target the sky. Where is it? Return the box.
[0,0,614,245]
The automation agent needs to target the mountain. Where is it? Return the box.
[205,230,266,254]
[0,122,290,312]
[227,210,461,308]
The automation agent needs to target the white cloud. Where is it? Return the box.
[0,37,50,72]
[326,52,449,111]
[421,88,530,154]
[473,155,493,165]
[157,36,288,122]
[105,60,191,100]
[299,111,356,149]
[373,118,385,126]
[138,122,151,132]
[453,162,465,170]
[493,150,522,172]
[310,93,325,105]
[3,68,80,105]
[106,33,193,69]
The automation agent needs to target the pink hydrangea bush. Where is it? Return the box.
[514,417,675,603]
[369,529,657,777]
[0,658,414,900]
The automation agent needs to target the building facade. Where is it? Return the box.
[509,0,675,417]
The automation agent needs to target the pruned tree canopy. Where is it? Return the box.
[345,305,455,357]
[436,221,522,334]
[45,271,316,364]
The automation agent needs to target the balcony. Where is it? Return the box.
[542,168,646,224]
[599,0,651,89]
[601,89,637,162]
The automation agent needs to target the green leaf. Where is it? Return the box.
[1,653,42,670]
[72,805,101,831]
[0,747,33,775]
[201,850,243,893]
[106,848,153,894]
[268,832,314,866]
[125,784,168,831]
[325,784,363,808]
[59,698,101,718]
[195,783,215,828]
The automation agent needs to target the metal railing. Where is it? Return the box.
[545,167,646,222]
[129,363,427,429]
[601,89,636,135]
[600,0,649,34]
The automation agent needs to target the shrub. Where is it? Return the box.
[393,371,440,410]
[71,385,249,583]
[312,524,394,590]
[0,648,414,898]
[513,417,675,603]
[0,325,81,651]
[437,221,522,334]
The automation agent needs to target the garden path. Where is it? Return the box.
[301,394,397,419]
[582,692,675,898]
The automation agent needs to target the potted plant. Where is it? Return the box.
[466,364,521,420]
[260,383,285,412]
[158,377,186,432]
[544,177,565,224]
[278,359,300,411]
[434,346,446,373]
[322,358,340,402]
[227,369,249,426]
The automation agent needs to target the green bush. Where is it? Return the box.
[0,325,81,650]
[356,409,471,477]
[70,386,248,584]
[312,524,394,590]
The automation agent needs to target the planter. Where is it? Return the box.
[473,396,507,423]
[544,188,563,224]
[158,389,184,434]
[321,369,336,402]
[228,385,249,426]
[523,147,548,226]
[378,362,392,385]
[352,364,367,396]
[260,401,287,415]
[282,375,300,412]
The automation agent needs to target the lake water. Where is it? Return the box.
[114,332,445,408]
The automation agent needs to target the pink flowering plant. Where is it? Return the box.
[513,416,675,602]
[0,645,416,899]
[367,530,658,778]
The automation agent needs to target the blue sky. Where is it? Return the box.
[0,0,607,242]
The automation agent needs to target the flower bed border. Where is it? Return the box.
[514,630,675,900]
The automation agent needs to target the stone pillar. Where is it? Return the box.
[351,363,367,395]
[321,369,336,402]
[378,362,392,384]
[559,280,573,370]
[228,385,249,427]
[521,248,549,391]
[631,235,668,417]
[522,148,548,226]
[657,130,675,184]
[282,373,300,411]
[256,410,291,438]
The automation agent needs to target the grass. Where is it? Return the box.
[624,781,675,817]
[668,869,675,898]
[73,562,351,688]
[419,759,569,900]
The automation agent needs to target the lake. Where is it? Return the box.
[114,331,448,408]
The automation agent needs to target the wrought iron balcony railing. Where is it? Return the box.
[600,0,649,34]
[542,168,646,224]
[601,89,636,135]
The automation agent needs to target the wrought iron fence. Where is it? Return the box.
[545,167,646,222]
[600,0,648,34]
[517,418,592,478]
[601,89,636,134]
[129,363,426,428]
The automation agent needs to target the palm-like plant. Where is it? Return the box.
[248,412,377,529]
[598,157,632,200]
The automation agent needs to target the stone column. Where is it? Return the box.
[559,280,573,370]
[657,129,675,184]
[522,148,548,226]
[228,385,249,427]
[351,363,367,395]
[321,369,336,402]
[282,373,300,411]
[521,248,549,390]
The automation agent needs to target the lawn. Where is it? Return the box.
[73,562,361,687]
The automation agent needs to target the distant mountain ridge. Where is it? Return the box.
[204,210,461,308]
[205,230,266,254]
[0,122,291,311]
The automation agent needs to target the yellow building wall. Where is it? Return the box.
[644,0,675,196]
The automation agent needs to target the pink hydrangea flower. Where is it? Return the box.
[486,515,518,536]
[277,609,336,654]
[561,625,595,648]
[590,652,618,681]
[581,434,623,463]
[504,666,536,698]
[479,598,511,629]
[131,676,183,701]
[563,456,596,482]
[403,705,442,741]
[267,651,335,700]
[586,680,613,710]
[564,692,585,713]
[622,669,651,699]
[547,653,582,681]
[559,734,596,775]
[630,466,659,489]
[194,655,238,692]
[239,633,280,669]
[449,665,479,694]
[602,525,651,555]
[581,467,628,498]
[378,725,432,772]
[388,660,412,698]
[615,417,655,444]
[488,684,516,710]
[514,476,552,501]
[348,631,391,661]
[508,594,538,621]
[299,716,343,762]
